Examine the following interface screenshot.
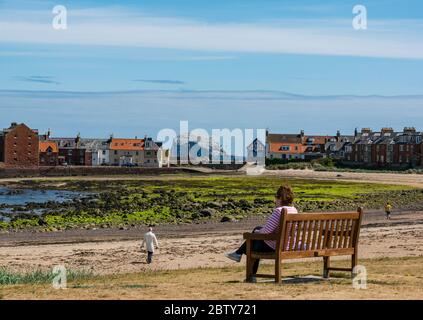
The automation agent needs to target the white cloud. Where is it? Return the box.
[0,7,422,59]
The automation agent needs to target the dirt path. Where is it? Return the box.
[0,210,421,275]
[1,169,423,188]
[264,169,423,188]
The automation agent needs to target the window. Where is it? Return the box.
[102,150,106,155]
[114,150,117,155]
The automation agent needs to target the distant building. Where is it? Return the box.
[48,136,86,166]
[79,138,110,166]
[325,131,354,160]
[263,130,334,161]
[170,135,227,164]
[39,141,59,166]
[0,122,39,168]
[246,138,266,164]
[345,127,423,168]
[109,138,145,166]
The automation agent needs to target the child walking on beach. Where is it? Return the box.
[141,227,159,264]
[385,202,393,220]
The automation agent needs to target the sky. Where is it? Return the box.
[0,0,423,145]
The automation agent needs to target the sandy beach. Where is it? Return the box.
[1,209,421,275]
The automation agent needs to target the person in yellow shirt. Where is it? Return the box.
[385,202,393,220]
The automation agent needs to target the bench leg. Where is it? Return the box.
[275,259,281,284]
[323,256,330,278]
[351,253,357,278]
[245,240,254,282]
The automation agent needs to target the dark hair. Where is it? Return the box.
[276,185,295,206]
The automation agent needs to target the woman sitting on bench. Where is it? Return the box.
[225,184,298,275]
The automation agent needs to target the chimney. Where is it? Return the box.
[381,127,394,135]
[404,127,416,134]
[300,130,305,138]
[361,128,372,134]
[354,128,358,137]
[10,122,18,128]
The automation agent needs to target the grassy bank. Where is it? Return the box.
[1,175,423,231]
[1,256,422,299]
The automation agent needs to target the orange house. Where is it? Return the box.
[267,133,306,160]
[109,138,145,166]
[39,141,59,166]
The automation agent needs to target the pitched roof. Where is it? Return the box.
[39,141,58,153]
[110,138,145,151]
[48,138,78,148]
[79,139,109,151]
[267,133,302,144]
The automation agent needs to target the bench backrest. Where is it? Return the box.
[276,208,363,255]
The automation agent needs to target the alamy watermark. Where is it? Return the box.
[52,5,67,30]
[156,120,266,171]
[352,265,367,289]
[52,265,67,289]
[352,5,367,30]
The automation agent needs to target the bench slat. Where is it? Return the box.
[343,219,351,248]
[306,220,313,249]
[285,212,359,221]
[333,219,341,248]
[280,248,354,259]
[317,220,324,250]
[311,220,318,250]
[338,219,346,249]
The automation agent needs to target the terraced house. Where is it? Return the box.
[109,138,145,166]
[264,130,337,161]
[0,123,39,168]
[39,140,59,166]
[345,127,423,168]
[46,135,87,166]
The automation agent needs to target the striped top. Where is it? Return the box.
[259,206,298,250]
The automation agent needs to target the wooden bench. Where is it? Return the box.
[243,208,363,283]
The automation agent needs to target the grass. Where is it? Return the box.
[1,256,422,299]
[0,268,95,285]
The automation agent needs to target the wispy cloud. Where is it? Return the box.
[0,7,422,59]
[132,79,186,85]
[13,76,60,85]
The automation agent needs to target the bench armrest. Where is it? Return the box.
[243,232,277,241]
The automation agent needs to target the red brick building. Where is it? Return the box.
[39,141,59,166]
[345,127,423,168]
[0,123,39,168]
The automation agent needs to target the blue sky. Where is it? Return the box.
[1,0,423,140]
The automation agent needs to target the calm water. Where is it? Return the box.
[0,187,82,206]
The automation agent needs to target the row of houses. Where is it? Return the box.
[0,123,170,168]
[249,127,423,168]
[2,122,423,169]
